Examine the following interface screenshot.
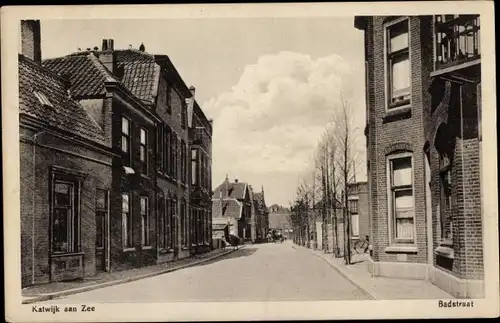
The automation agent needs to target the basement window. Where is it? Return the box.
[34,91,54,108]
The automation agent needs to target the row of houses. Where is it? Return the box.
[354,15,483,298]
[292,182,369,254]
[19,20,213,287]
[211,176,270,243]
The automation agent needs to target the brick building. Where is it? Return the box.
[44,40,161,272]
[19,20,113,287]
[355,15,482,298]
[188,88,213,254]
[212,177,253,242]
[252,187,269,242]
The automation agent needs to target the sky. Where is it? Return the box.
[39,17,366,207]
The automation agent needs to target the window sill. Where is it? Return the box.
[181,246,189,250]
[51,251,84,257]
[123,247,136,252]
[384,245,418,254]
[435,246,454,259]
[142,246,153,250]
[382,106,412,123]
[159,248,171,254]
[140,173,151,180]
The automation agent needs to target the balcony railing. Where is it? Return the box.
[434,15,480,71]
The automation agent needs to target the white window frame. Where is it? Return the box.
[384,17,412,112]
[139,127,148,175]
[140,196,150,247]
[386,152,417,247]
[348,196,360,238]
[122,193,134,251]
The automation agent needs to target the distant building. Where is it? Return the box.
[212,176,252,242]
[252,187,269,242]
[268,205,291,239]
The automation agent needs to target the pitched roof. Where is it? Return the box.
[19,55,106,145]
[43,53,116,99]
[44,49,159,104]
[213,181,248,200]
[212,199,243,219]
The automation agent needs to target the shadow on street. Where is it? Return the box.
[192,247,258,268]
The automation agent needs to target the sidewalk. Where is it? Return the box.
[296,244,455,300]
[22,246,244,304]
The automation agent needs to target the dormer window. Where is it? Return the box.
[34,91,54,108]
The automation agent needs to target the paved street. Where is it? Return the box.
[48,242,369,302]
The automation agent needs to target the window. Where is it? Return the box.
[205,211,210,244]
[158,196,165,249]
[122,193,133,248]
[140,197,150,246]
[121,117,131,161]
[164,128,171,175]
[140,128,148,175]
[165,198,173,249]
[157,126,164,173]
[440,152,452,239]
[386,19,410,108]
[52,180,79,253]
[172,136,178,180]
[166,85,172,114]
[95,189,108,249]
[34,90,54,108]
[349,199,359,214]
[180,140,186,184]
[388,155,414,243]
[191,149,198,185]
[180,199,187,246]
[181,100,187,129]
[171,198,177,248]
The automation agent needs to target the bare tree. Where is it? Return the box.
[330,94,364,264]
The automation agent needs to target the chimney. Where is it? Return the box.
[225,174,229,196]
[21,20,42,64]
[189,86,196,98]
[139,42,145,52]
[234,178,239,183]
[99,39,117,75]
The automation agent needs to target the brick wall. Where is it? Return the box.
[20,20,41,63]
[20,124,112,287]
[155,74,191,256]
[367,16,431,264]
[108,97,158,271]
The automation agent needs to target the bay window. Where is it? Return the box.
[388,154,415,244]
[386,19,410,108]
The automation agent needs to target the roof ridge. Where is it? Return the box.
[21,54,69,86]
[87,53,118,82]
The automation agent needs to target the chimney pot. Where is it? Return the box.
[108,39,114,50]
[139,42,145,52]
[235,178,239,183]
[102,39,108,51]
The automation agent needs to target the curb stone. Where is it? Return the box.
[295,244,377,300]
[22,246,246,304]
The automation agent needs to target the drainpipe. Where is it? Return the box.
[459,84,467,298]
[31,130,46,285]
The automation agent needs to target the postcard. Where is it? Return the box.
[2,2,498,322]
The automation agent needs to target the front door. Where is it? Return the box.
[95,189,108,272]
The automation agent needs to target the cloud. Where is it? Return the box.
[203,51,364,203]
